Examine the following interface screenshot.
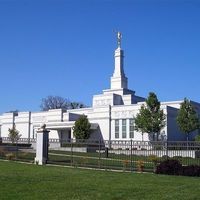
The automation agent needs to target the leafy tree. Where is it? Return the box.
[135,92,166,141]
[8,125,21,144]
[176,98,200,141]
[195,134,200,142]
[73,115,91,139]
[40,96,86,111]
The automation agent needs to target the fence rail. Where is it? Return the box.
[1,137,200,172]
[47,139,200,172]
[0,137,36,162]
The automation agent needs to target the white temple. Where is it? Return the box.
[0,33,200,141]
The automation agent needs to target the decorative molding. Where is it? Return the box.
[94,99,112,107]
[32,116,47,123]
[113,110,134,118]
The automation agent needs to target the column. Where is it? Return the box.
[35,125,49,165]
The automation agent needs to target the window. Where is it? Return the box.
[129,119,134,138]
[115,119,119,138]
[122,119,126,138]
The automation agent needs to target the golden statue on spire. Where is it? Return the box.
[117,31,122,48]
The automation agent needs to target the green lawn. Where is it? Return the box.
[0,161,200,200]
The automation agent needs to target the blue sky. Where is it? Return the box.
[0,0,200,113]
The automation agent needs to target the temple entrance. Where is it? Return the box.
[59,130,71,141]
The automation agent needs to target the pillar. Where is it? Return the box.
[35,124,49,165]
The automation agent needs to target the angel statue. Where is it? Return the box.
[117,31,122,48]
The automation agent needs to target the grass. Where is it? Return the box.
[0,161,200,200]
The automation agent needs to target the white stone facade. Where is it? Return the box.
[0,35,200,141]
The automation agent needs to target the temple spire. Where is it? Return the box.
[110,31,128,89]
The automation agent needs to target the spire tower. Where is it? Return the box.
[110,32,128,89]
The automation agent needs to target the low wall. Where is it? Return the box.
[109,150,196,158]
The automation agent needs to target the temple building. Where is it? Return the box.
[0,33,200,141]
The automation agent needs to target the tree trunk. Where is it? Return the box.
[187,133,189,150]
[152,133,155,141]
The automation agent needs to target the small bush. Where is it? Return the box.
[136,160,144,172]
[148,155,158,163]
[182,165,200,177]
[156,159,182,175]
[122,160,130,171]
[0,147,7,157]
[172,156,182,159]
[162,155,170,160]
[5,153,15,160]
[80,157,88,167]
[156,159,200,177]
[172,156,182,163]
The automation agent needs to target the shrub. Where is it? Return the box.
[136,160,144,172]
[8,125,21,144]
[148,155,158,163]
[162,155,170,160]
[5,153,15,160]
[156,159,200,177]
[73,115,91,139]
[195,134,200,142]
[80,157,88,167]
[182,165,200,177]
[156,159,182,175]
[148,155,159,172]
[172,156,182,164]
[122,160,130,171]
[0,147,7,157]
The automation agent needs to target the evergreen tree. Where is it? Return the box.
[176,98,200,141]
[135,92,166,141]
[8,125,21,144]
[73,115,91,140]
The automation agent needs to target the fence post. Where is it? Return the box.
[166,140,168,158]
[98,139,101,169]
[35,126,49,165]
[131,139,133,172]
[15,140,18,159]
[71,139,73,167]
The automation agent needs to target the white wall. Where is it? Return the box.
[1,113,15,137]
[15,112,30,138]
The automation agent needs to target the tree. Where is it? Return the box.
[73,115,91,139]
[135,92,166,141]
[176,98,200,142]
[40,96,86,111]
[40,96,69,111]
[69,102,85,109]
[8,125,21,144]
